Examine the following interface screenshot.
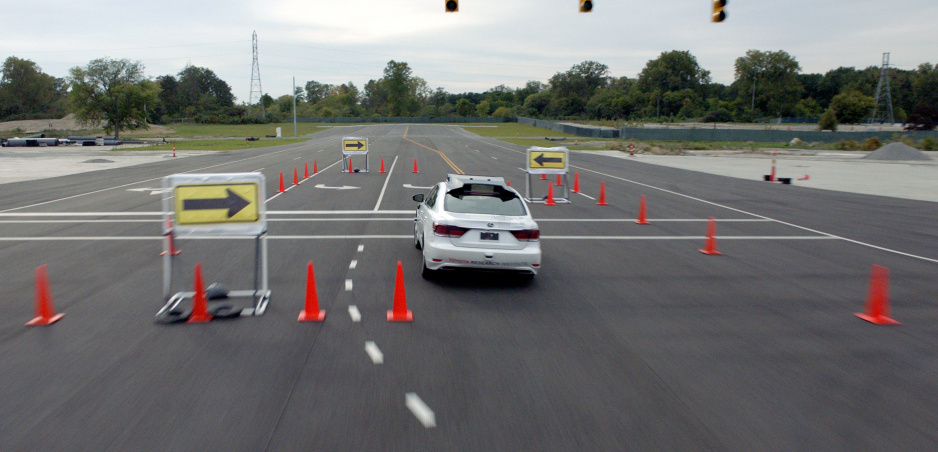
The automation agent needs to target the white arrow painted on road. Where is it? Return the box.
[127,188,170,195]
[315,184,360,190]
[403,184,432,189]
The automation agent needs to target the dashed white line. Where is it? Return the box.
[405,393,436,428]
[357,244,365,252]
[576,192,596,200]
[373,155,399,211]
[348,305,361,322]
[345,279,353,291]
[349,260,358,269]
[364,341,384,364]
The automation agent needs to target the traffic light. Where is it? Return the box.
[712,0,726,22]
[579,0,592,13]
[445,0,458,12]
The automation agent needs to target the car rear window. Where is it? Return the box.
[444,184,526,216]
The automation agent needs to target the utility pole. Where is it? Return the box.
[870,52,895,124]
[249,31,264,118]
[293,76,297,137]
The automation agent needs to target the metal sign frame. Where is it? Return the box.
[525,146,571,204]
[158,173,271,319]
[342,136,369,173]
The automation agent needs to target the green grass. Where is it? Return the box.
[125,122,332,138]
[459,123,577,138]
[499,138,614,150]
[131,138,308,151]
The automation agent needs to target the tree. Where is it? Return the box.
[734,50,803,117]
[637,51,710,94]
[455,98,474,117]
[819,108,838,131]
[176,65,234,112]
[0,56,66,120]
[383,60,420,116]
[68,58,159,139]
[912,63,938,108]
[547,61,610,116]
[828,90,875,124]
[305,80,333,104]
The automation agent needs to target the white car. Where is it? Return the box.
[412,174,541,279]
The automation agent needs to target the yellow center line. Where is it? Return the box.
[403,125,464,175]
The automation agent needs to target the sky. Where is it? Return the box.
[3,0,937,104]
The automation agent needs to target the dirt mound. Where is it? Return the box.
[862,142,932,161]
[0,114,173,135]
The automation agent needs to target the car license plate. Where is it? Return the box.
[480,232,499,241]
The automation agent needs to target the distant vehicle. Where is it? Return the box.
[412,174,541,279]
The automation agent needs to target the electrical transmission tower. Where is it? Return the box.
[249,31,264,118]
[870,52,895,124]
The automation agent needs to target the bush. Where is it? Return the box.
[860,136,882,151]
[701,109,733,123]
[919,137,938,151]
[836,140,859,150]
[819,108,838,131]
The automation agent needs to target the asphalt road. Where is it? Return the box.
[2,125,937,451]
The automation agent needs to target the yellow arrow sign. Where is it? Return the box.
[343,139,367,152]
[529,151,566,169]
[174,183,259,226]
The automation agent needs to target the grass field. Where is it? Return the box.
[131,138,308,151]
[459,123,576,138]
[126,122,331,138]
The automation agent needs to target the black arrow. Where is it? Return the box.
[533,153,563,166]
[183,189,251,218]
[345,141,364,150]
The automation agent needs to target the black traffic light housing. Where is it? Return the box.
[579,0,593,13]
[446,0,458,12]
[712,0,726,22]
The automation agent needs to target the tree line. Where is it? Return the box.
[2,50,937,136]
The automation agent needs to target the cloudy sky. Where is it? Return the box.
[3,0,936,103]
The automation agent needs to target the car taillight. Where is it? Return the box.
[433,222,468,237]
[511,229,540,241]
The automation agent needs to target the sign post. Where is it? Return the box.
[157,172,270,320]
[342,137,369,172]
[525,146,571,203]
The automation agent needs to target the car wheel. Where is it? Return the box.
[414,224,422,250]
[421,249,435,280]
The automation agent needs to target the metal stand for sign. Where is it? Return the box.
[156,172,270,322]
[157,229,271,319]
[342,153,369,173]
[524,173,572,203]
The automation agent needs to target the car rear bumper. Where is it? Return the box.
[423,240,541,274]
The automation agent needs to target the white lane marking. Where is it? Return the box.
[0,235,841,242]
[294,157,302,160]
[576,192,596,200]
[358,244,364,252]
[0,212,163,217]
[127,187,171,195]
[348,305,361,322]
[349,260,358,269]
[0,141,318,213]
[0,220,159,224]
[402,184,432,189]
[252,168,265,172]
[534,218,773,222]
[266,160,344,202]
[405,393,436,428]
[364,341,384,364]
[314,184,360,190]
[491,156,498,160]
[373,156,399,211]
[267,210,413,215]
[345,279,353,291]
[267,192,283,202]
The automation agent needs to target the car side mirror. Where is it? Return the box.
[412,194,425,203]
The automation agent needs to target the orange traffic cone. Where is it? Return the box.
[293,166,299,185]
[172,142,176,157]
[506,180,511,187]
[348,158,354,173]
[855,265,900,325]
[635,195,650,225]
[556,174,563,186]
[26,265,64,326]
[571,172,580,193]
[413,158,419,173]
[545,182,557,206]
[699,217,722,255]
[313,159,318,174]
[596,181,608,206]
[298,261,326,322]
[278,172,285,193]
[380,158,386,173]
[160,217,182,256]
[540,173,547,180]
[304,162,309,178]
[187,263,213,323]
[387,261,413,322]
